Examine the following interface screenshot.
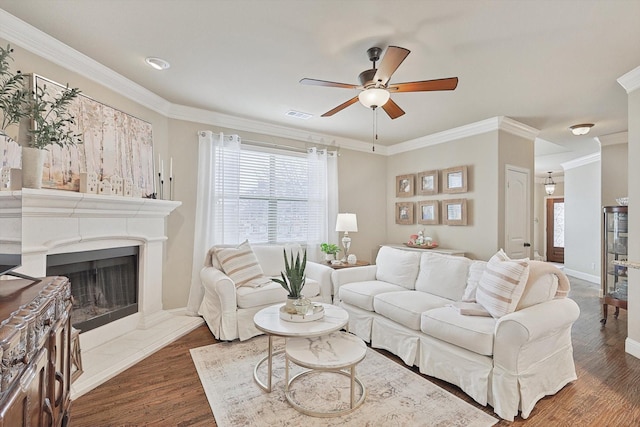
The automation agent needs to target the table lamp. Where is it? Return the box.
[335,213,358,261]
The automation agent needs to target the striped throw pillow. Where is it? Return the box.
[214,241,272,288]
[476,249,530,318]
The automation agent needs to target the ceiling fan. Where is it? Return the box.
[300,46,458,119]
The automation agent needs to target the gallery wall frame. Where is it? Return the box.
[418,200,439,225]
[31,74,155,194]
[442,165,468,194]
[442,198,468,225]
[396,173,415,197]
[417,170,439,195]
[395,202,415,225]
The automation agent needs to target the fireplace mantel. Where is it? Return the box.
[13,188,181,352]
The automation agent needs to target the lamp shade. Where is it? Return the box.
[335,213,358,232]
[358,88,390,109]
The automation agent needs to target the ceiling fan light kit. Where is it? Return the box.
[358,88,390,108]
[569,123,594,135]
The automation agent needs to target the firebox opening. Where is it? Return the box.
[46,246,139,333]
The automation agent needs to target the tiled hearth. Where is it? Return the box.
[12,188,201,397]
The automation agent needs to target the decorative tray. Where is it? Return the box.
[279,304,325,322]
[404,242,439,249]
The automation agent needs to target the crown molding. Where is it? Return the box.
[597,131,628,147]
[561,152,600,171]
[618,65,640,94]
[388,116,539,155]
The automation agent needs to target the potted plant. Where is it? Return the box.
[0,44,29,143]
[273,249,308,314]
[320,243,341,262]
[21,79,82,188]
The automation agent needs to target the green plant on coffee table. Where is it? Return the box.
[273,249,306,298]
[320,243,341,256]
[26,81,82,149]
[0,44,29,135]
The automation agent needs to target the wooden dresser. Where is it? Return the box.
[0,276,72,427]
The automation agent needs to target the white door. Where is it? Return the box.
[505,165,531,259]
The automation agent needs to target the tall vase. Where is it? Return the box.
[21,147,46,189]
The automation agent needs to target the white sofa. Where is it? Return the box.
[331,245,580,421]
[199,243,333,341]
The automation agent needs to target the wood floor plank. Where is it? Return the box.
[72,277,640,426]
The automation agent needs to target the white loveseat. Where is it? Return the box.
[331,245,580,421]
[199,242,333,341]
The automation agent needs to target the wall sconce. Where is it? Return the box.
[544,172,556,195]
[335,213,358,261]
[569,123,593,136]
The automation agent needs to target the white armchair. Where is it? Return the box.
[199,243,333,341]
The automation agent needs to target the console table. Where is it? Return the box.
[0,276,73,427]
[383,244,465,257]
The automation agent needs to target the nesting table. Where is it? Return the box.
[253,303,367,416]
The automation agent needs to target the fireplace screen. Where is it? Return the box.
[47,246,139,332]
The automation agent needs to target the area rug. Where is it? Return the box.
[190,336,498,427]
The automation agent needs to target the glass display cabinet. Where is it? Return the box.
[601,205,628,325]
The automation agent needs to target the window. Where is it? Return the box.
[215,144,322,245]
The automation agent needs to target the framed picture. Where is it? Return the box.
[395,202,414,225]
[442,165,468,194]
[31,74,155,195]
[442,198,468,225]
[418,200,439,225]
[396,174,415,197]
[417,170,439,195]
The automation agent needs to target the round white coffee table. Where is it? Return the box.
[285,331,367,417]
[253,303,349,392]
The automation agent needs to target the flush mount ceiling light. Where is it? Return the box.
[358,87,390,109]
[145,57,170,71]
[544,171,556,195]
[569,123,594,136]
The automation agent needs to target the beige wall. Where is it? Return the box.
[387,131,500,261]
[563,160,601,280]
[601,142,629,207]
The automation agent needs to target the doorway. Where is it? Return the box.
[546,197,565,263]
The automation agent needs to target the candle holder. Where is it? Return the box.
[169,177,173,201]
[158,172,163,200]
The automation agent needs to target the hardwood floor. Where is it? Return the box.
[72,277,640,426]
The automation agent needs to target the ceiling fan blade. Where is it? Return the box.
[321,96,360,117]
[388,77,459,92]
[373,46,410,86]
[300,78,358,90]
[381,98,405,119]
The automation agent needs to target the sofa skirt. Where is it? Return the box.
[371,315,420,366]
[340,303,375,342]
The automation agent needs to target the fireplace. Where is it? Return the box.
[46,246,139,332]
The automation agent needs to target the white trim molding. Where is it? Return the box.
[597,131,628,147]
[618,65,640,94]
[561,152,600,171]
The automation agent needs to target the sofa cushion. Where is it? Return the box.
[414,252,472,300]
[476,249,529,318]
[236,277,320,309]
[462,260,487,302]
[421,306,497,356]
[373,291,451,330]
[375,246,421,289]
[214,241,272,288]
[339,281,406,311]
[253,244,303,277]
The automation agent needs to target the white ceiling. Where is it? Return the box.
[1,0,639,175]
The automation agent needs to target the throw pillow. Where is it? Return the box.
[476,249,529,318]
[214,240,272,288]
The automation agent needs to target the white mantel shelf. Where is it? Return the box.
[20,188,181,218]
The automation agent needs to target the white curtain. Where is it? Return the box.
[186,130,241,316]
[306,148,339,261]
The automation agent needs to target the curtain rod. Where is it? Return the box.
[242,138,337,154]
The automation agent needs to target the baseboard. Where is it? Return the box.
[563,268,600,284]
[626,337,640,360]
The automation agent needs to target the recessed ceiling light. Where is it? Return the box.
[285,110,313,120]
[569,123,594,136]
[145,57,170,71]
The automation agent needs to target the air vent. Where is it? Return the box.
[285,110,313,120]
